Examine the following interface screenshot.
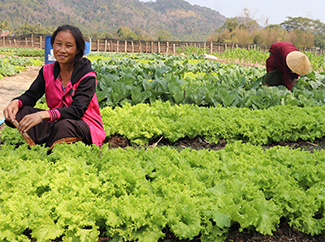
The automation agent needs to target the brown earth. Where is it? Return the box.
[1,64,325,242]
[0,65,40,121]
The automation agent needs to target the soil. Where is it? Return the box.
[1,63,325,242]
[0,65,40,121]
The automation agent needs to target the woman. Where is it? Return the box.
[3,25,106,148]
[265,41,311,91]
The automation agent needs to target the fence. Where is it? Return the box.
[89,38,272,54]
[1,35,325,55]
[0,35,44,49]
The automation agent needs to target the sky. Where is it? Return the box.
[140,0,325,26]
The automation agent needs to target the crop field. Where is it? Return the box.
[1,47,325,241]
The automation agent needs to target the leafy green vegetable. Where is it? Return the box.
[0,142,325,241]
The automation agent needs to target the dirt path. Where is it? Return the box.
[0,66,40,120]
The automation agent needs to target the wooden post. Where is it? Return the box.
[131,41,134,53]
[225,43,227,51]
[158,42,161,53]
[166,41,169,54]
[151,41,154,53]
[39,36,42,49]
[254,44,256,50]
[97,39,100,51]
[173,43,176,54]
[125,40,127,52]
[210,41,213,53]
[117,40,119,52]
[31,33,34,47]
[104,39,107,52]
[25,38,28,46]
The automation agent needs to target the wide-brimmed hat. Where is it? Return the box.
[286,51,311,75]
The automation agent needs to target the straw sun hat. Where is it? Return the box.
[286,51,312,75]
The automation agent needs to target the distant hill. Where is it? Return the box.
[0,0,227,41]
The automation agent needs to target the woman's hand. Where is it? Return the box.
[3,100,19,122]
[18,112,44,133]
[291,78,297,86]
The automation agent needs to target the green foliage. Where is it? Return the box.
[0,59,16,76]
[2,0,226,41]
[0,125,25,145]
[116,26,138,40]
[212,48,269,65]
[176,46,209,55]
[92,52,325,109]
[99,101,325,145]
[0,49,44,77]
[0,47,44,57]
[0,142,325,241]
[156,30,173,41]
[2,48,325,242]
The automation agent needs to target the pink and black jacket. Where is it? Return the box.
[16,58,106,147]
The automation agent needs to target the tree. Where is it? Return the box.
[14,22,48,36]
[314,33,325,49]
[280,17,314,32]
[115,26,137,40]
[156,30,172,41]
[241,7,257,25]
[0,21,12,32]
[216,29,231,43]
[217,18,239,33]
[264,24,287,45]
[280,17,325,48]
[252,30,264,44]
[244,20,259,33]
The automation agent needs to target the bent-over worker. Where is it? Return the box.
[265,41,311,91]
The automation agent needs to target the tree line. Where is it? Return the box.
[2,15,325,49]
[208,15,325,49]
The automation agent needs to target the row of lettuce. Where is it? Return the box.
[2,101,325,146]
[0,140,324,242]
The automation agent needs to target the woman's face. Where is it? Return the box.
[52,30,78,66]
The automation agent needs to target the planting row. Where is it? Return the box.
[90,53,325,109]
[0,141,324,242]
[99,101,325,145]
[2,101,325,146]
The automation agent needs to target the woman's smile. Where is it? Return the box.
[53,31,77,66]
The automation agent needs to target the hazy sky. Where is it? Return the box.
[140,0,325,26]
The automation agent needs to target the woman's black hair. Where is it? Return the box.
[50,25,85,65]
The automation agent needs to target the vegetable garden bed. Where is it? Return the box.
[1,50,325,242]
